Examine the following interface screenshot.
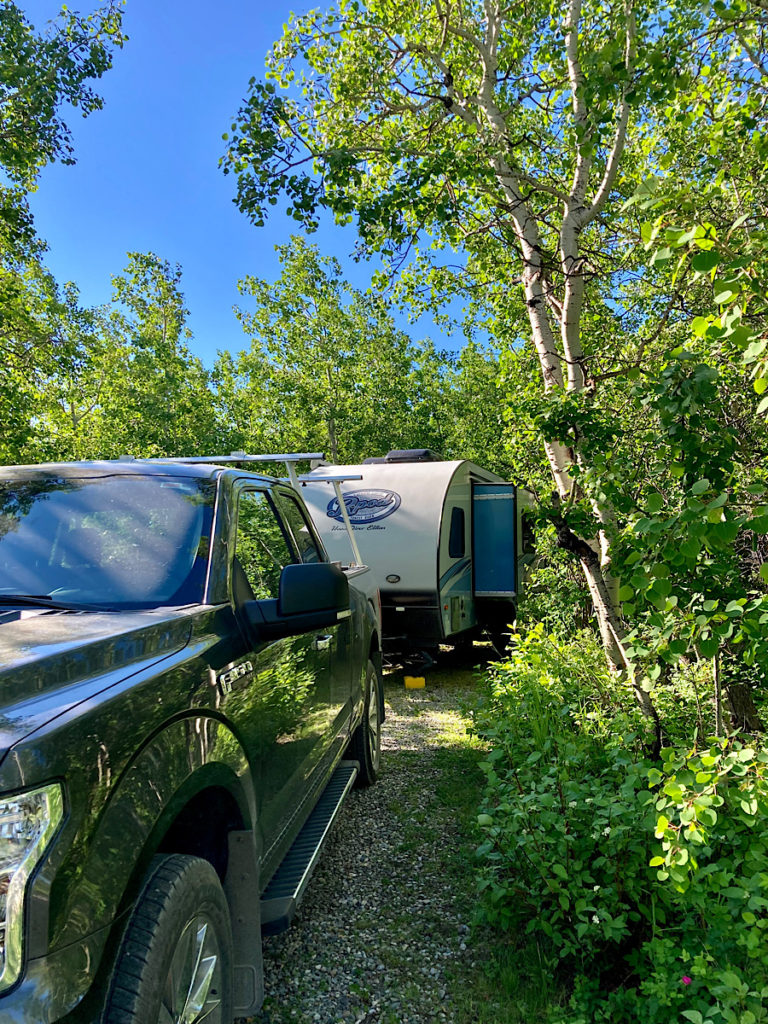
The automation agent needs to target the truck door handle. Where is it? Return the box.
[313,635,332,651]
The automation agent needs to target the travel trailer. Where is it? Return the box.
[299,450,533,658]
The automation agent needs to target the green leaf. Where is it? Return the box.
[699,637,720,658]
[760,564,768,584]
[691,250,719,273]
[713,281,738,302]
[745,338,768,361]
[697,806,718,827]
[551,863,568,880]
[691,479,711,495]
[719,970,743,989]
[680,537,702,560]
[646,492,664,514]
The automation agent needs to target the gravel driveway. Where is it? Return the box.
[246,668,486,1024]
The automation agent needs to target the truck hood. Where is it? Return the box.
[0,607,194,754]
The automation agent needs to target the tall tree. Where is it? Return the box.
[215,235,453,462]
[0,0,124,187]
[222,0,702,698]
[32,253,219,460]
[0,0,125,462]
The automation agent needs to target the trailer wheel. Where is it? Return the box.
[102,854,233,1024]
[348,658,382,787]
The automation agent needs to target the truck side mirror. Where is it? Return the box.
[279,562,349,616]
[242,562,350,643]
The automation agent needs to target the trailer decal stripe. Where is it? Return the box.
[439,557,471,589]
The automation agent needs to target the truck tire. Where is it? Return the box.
[102,854,233,1024]
[348,658,382,787]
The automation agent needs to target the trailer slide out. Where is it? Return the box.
[300,450,533,657]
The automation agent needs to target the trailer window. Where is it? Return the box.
[448,507,465,559]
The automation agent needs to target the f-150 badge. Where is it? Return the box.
[216,661,253,694]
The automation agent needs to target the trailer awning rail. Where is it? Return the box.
[298,474,362,484]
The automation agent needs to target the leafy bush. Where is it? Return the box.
[472,626,768,1023]
[516,525,594,635]
[472,627,654,958]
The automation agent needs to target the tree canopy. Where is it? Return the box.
[222,0,768,723]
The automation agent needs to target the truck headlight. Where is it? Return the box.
[0,785,63,992]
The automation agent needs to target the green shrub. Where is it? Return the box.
[472,626,768,1023]
[472,627,654,961]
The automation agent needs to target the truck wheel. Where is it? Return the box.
[348,658,382,787]
[102,854,233,1024]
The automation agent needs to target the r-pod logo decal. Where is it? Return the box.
[326,489,402,524]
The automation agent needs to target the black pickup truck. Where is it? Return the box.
[0,458,382,1024]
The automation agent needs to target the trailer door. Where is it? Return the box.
[472,484,517,596]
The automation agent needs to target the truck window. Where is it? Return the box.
[0,473,214,608]
[448,507,465,559]
[274,492,323,564]
[235,490,294,600]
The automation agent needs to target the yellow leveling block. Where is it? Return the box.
[404,676,426,689]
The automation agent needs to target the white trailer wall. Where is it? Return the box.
[300,460,512,647]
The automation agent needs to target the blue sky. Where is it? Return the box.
[22,0,465,367]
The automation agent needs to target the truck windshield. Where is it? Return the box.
[0,473,216,609]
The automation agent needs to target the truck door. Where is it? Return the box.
[231,487,333,858]
[272,488,349,759]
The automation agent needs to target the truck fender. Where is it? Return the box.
[55,714,255,952]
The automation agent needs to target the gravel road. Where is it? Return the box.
[246,669,485,1024]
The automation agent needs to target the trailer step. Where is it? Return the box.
[260,760,358,935]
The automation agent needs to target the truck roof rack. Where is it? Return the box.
[117,452,324,486]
